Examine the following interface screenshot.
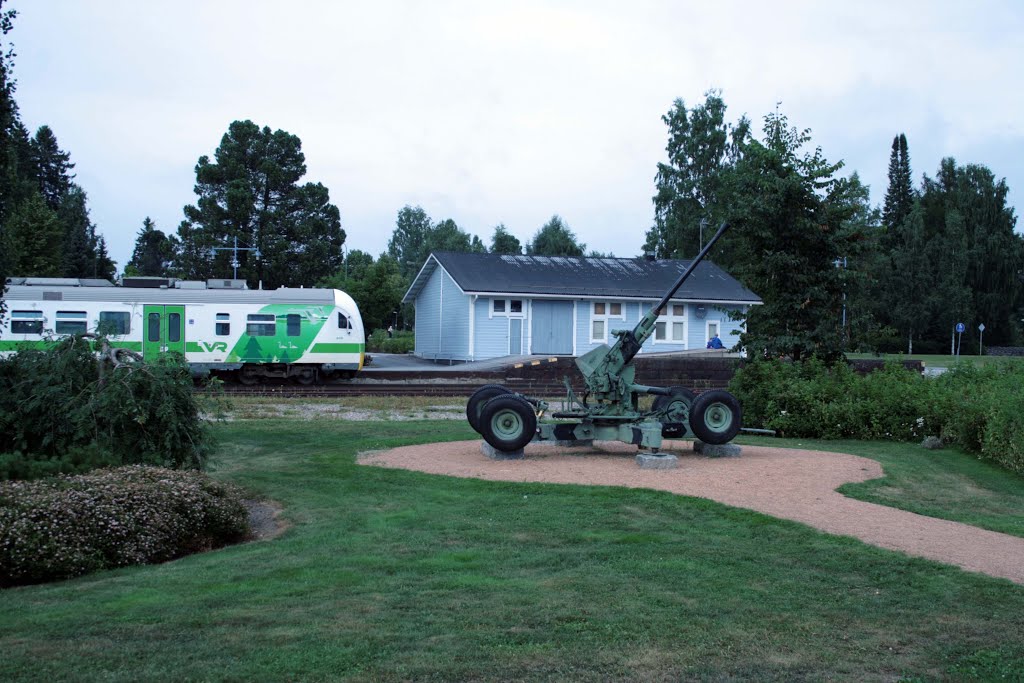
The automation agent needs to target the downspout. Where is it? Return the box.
[438,275,443,361]
[469,294,477,361]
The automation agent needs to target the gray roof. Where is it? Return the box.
[404,252,762,304]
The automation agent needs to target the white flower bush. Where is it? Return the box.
[1,466,249,586]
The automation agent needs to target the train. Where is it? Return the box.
[0,276,365,383]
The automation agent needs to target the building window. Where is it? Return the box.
[11,310,43,335]
[654,303,686,345]
[55,311,87,335]
[246,314,276,337]
[286,314,301,337]
[707,321,719,341]
[491,299,524,316]
[98,311,130,335]
[590,301,623,343]
[216,313,230,336]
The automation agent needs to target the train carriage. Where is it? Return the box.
[0,277,365,383]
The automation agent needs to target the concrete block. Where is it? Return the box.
[693,441,741,458]
[481,441,524,460]
[635,453,679,469]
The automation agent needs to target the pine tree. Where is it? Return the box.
[7,192,63,276]
[178,120,345,289]
[29,124,73,211]
[58,184,95,277]
[881,133,913,237]
[127,217,175,276]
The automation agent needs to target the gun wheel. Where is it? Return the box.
[689,390,742,445]
[466,384,512,433]
[653,386,696,423]
[480,394,537,452]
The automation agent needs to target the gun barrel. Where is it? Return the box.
[652,221,730,314]
[615,221,731,367]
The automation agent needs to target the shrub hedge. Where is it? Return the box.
[0,466,249,586]
[0,335,218,480]
[729,359,1024,474]
[366,329,415,354]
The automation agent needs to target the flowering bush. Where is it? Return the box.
[730,359,1024,474]
[0,466,249,586]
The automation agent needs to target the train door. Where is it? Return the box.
[143,305,186,359]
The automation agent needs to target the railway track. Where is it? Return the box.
[217,380,576,399]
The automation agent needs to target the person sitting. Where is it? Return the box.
[706,334,724,349]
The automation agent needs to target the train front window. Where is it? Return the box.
[246,314,276,337]
[11,311,43,335]
[98,311,130,335]
[216,313,230,336]
[55,311,87,335]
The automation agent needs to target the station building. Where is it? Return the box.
[402,251,762,362]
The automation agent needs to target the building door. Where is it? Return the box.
[531,301,573,354]
[509,318,522,355]
[143,305,185,360]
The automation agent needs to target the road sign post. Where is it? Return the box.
[979,323,986,355]
[955,322,965,356]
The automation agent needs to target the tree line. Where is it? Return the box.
[644,91,1022,359]
[0,1,114,317]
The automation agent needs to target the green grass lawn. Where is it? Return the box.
[847,351,1023,369]
[3,420,1024,681]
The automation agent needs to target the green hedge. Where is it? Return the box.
[0,336,217,480]
[0,466,249,586]
[729,359,1024,474]
[366,329,415,354]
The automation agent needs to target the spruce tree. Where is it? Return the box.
[127,217,175,276]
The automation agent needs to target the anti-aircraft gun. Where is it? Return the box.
[466,222,742,454]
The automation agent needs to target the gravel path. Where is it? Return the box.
[360,440,1024,584]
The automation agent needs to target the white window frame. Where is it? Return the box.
[490,298,525,318]
[653,302,687,346]
[589,301,624,343]
[706,319,720,345]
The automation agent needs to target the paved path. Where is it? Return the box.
[361,441,1024,584]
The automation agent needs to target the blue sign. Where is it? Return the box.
[955,322,966,333]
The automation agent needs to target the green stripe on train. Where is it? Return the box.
[310,343,365,354]
[0,340,142,352]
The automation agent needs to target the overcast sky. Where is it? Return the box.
[10,0,1024,273]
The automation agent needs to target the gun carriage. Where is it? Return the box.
[466,222,742,454]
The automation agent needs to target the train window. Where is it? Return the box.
[11,311,43,335]
[246,314,276,337]
[338,313,350,329]
[216,313,230,336]
[286,314,301,337]
[98,311,130,335]
[55,311,87,335]
[168,313,181,342]
[148,313,161,341]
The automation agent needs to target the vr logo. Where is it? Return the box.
[202,341,228,352]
